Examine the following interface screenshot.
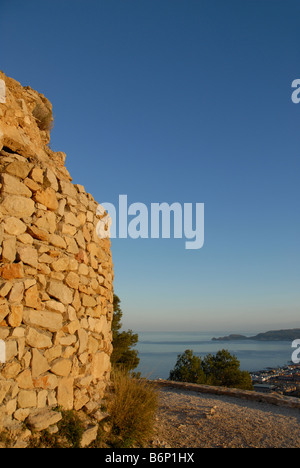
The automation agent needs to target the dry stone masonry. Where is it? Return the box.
[0,72,114,432]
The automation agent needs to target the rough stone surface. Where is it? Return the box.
[26,408,62,431]
[0,72,114,432]
[81,424,99,448]
[47,280,73,305]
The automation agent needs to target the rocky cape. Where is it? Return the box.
[212,328,300,342]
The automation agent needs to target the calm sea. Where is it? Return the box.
[135,331,295,379]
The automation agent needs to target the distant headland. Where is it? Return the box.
[212,328,300,342]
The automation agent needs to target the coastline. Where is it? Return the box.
[212,328,300,342]
[136,330,298,382]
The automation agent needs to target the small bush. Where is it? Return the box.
[57,410,85,448]
[32,102,53,132]
[106,369,158,448]
[169,349,206,384]
[0,430,14,448]
[169,349,253,391]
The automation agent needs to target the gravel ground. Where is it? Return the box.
[152,387,300,448]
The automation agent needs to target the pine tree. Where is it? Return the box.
[111,294,140,372]
[169,349,253,390]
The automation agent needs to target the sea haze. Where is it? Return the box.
[135,331,295,380]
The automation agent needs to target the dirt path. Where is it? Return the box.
[152,387,300,448]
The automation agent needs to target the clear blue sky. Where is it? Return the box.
[1,0,299,332]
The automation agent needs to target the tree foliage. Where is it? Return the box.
[111,295,140,372]
[169,349,253,391]
[169,349,206,384]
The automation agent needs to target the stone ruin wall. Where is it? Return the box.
[0,72,114,428]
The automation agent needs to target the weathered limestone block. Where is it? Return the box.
[26,408,62,431]
[1,173,32,197]
[17,246,38,268]
[0,195,35,217]
[44,299,65,314]
[0,281,13,298]
[81,425,98,448]
[57,377,74,410]
[4,340,18,361]
[44,168,58,191]
[8,304,23,327]
[16,369,34,390]
[25,328,52,349]
[33,187,58,211]
[31,349,50,378]
[5,160,33,179]
[91,352,111,380]
[18,390,37,409]
[50,257,69,272]
[47,280,73,305]
[9,282,24,303]
[3,217,27,236]
[49,234,66,249]
[34,211,56,234]
[32,373,58,390]
[23,309,63,332]
[65,271,79,289]
[2,237,16,263]
[24,285,42,309]
[74,391,90,412]
[0,262,24,280]
[50,358,72,377]
[64,212,81,228]
[59,180,78,199]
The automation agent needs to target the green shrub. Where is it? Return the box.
[169,349,253,391]
[169,349,206,384]
[57,410,85,448]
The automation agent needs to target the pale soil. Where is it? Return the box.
[152,387,300,448]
